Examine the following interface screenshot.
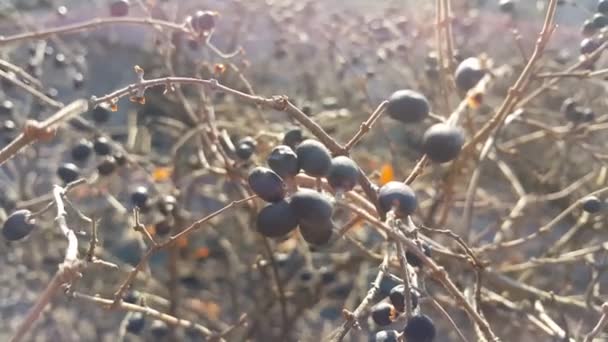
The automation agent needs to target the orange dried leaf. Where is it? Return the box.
[467,92,483,109]
[379,163,394,185]
[152,167,172,182]
[110,103,118,112]
[176,236,188,249]
[147,225,156,236]
[214,63,226,75]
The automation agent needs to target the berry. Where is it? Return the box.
[385,89,430,124]
[289,188,334,225]
[581,38,600,55]
[582,195,602,213]
[561,98,584,122]
[154,219,172,236]
[97,156,117,176]
[299,220,333,245]
[158,195,177,216]
[256,200,298,238]
[72,72,85,90]
[406,243,432,268]
[371,302,396,326]
[267,145,300,179]
[131,186,149,208]
[238,136,256,149]
[403,314,436,342]
[377,181,417,219]
[123,290,140,304]
[248,167,286,203]
[0,100,14,116]
[235,142,255,160]
[282,128,303,149]
[499,0,515,13]
[296,139,332,177]
[593,13,608,29]
[2,209,36,241]
[422,123,465,163]
[191,10,217,33]
[91,106,110,124]
[93,136,112,156]
[54,53,66,68]
[57,162,80,184]
[109,0,129,17]
[582,19,597,37]
[454,57,485,92]
[319,266,336,284]
[582,108,596,122]
[327,156,359,192]
[374,330,399,342]
[389,285,418,312]
[125,312,145,335]
[600,0,608,14]
[150,320,169,338]
[71,138,93,162]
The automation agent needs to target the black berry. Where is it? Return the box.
[248,166,286,203]
[0,100,14,116]
[371,302,396,326]
[93,136,112,156]
[386,90,430,124]
[191,10,217,33]
[389,285,418,312]
[150,320,169,338]
[158,195,177,216]
[154,219,172,236]
[57,162,80,184]
[561,98,583,122]
[580,38,600,55]
[92,106,110,124]
[2,209,36,241]
[582,195,602,213]
[268,145,300,179]
[256,200,298,237]
[125,312,145,335]
[296,139,332,177]
[403,314,436,342]
[374,330,399,342]
[131,186,149,208]
[282,128,303,149]
[299,220,333,245]
[327,156,359,193]
[499,0,515,13]
[289,188,334,226]
[600,0,608,14]
[97,156,117,176]
[454,57,485,92]
[377,181,417,219]
[592,13,608,29]
[422,123,465,163]
[406,243,432,268]
[235,142,255,160]
[71,138,93,162]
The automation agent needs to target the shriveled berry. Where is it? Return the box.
[327,156,359,192]
[248,166,286,202]
[296,139,332,177]
[57,162,80,184]
[93,136,112,155]
[282,128,303,149]
[91,106,110,124]
[289,188,333,225]
[131,186,149,208]
[267,145,299,179]
[191,10,217,33]
[150,320,169,338]
[454,57,485,92]
[371,302,396,326]
[299,220,333,245]
[582,196,602,213]
[386,89,430,124]
[256,200,298,237]
[377,181,417,219]
[389,285,418,312]
[2,209,36,241]
[375,330,399,342]
[403,314,436,342]
[406,243,432,268]
[125,312,145,335]
[422,123,464,163]
[581,38,600,55]
[71,138,93,162]
[109,0,129,17]
[97,156,116,176]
